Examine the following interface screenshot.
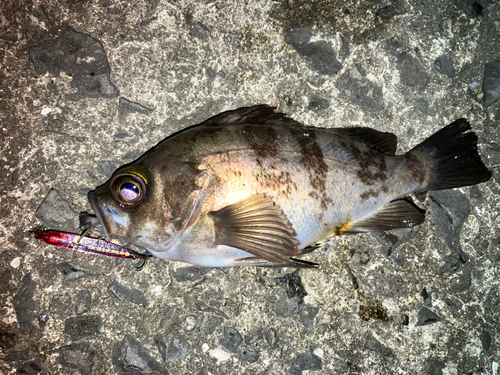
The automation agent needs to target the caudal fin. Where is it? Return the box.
[410,119,491,191]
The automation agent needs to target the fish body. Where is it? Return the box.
[86,106,491,267]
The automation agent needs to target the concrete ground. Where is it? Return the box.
[1,0,499,374]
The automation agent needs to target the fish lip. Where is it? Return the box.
[87,191,111,240]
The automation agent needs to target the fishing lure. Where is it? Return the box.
[33,229,150,269]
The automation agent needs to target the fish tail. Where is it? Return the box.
[410,119,491,191]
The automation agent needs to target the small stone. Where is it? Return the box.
[108,280,148,307]
[180,315,198,332]
[113,132,134,142]
[434,55,456,79]
[469,82,479,90]
[16,359,42,374]
[76,290,92,315]
[167,335,194,364]
[238,346,260,363]
[13,275,38,334]
[35,189,79,232]
[201,343,209,353]
[118,97,153,118]
[209,347,231,363]
[364,333,394,356]
[121,150,143,161]
[64,316,101,341]
[265,328,279,349]
[57,263,87,281]
[483,59,500,107]
[58,342,95,375]
[416,307,441,326]
[219,327,243,353]
[38,314,49,325]
[288,351,322,375]
[397,52,430,88]
[172,267,211,282]
[112,334,167,374]
[10,257,21,269]
[480,330,491,351]
[313,348,324,358]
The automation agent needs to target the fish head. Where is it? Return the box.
[86,157,210,253]
[86,162,182,251]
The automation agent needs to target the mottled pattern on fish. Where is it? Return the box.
[87,106,491,267]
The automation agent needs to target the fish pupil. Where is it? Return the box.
[120,182,140,201]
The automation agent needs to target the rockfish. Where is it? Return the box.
[82,106,491,267]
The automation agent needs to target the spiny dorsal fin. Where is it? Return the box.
[201,105,302,128]
[333,127,398,155]
[345,199,425,233]
[209,194,300,264]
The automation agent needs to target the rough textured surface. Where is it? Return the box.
[0,0,499,374]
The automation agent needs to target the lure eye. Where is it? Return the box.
[111,173,147,207]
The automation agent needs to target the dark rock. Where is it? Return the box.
[307,96,330,111]
[166,335,194,364]
[420,287,432,307]
[298,303,319,327]
[238,346,260,363]
[454,0,484,17]
[96,161,120,179]
[219,327,243,353]
[434,55,456,79]
[13,275,37,334]
[401,314,409,326]
[265,328,279,349]
[76,290,92,315]
[172,266,212,282]
[29,27,119,98]
[155,335,168,362]
[113,132,135,142]
[112,334,167,374]
[275,273,307,303]
[108,280,148,307]
[201,315,224,335]
[57,263,87,281]
[397,52,430,88]
[483,59,500,107]
[38,314,49,325]
[376,5,396,18]
[449,267,472,293]
[35,189,79,232]
[16,359,42,374]
[285,27,342,75]
[364,333,394,356]
[416,307,441,326]
[64,315,101,341]
[118,97,153,118]
[479,330,491,351]
[337,66,385,113]
[288,351,322,375]
[426,358,446,375]
[58,342,95,375]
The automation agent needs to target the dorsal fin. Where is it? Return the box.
[201,105,302,128]
[333,127,398,155]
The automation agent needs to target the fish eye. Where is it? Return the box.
[110,173,147,207]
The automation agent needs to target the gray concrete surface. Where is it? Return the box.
[1,0,499,374]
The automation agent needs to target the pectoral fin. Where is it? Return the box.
[209,194,300,263]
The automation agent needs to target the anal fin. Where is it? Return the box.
[209,194,300,264]
[346,199,425,234]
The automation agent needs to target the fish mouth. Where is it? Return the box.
[85,190,112,240]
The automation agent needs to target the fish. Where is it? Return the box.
[81,105,492,268]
